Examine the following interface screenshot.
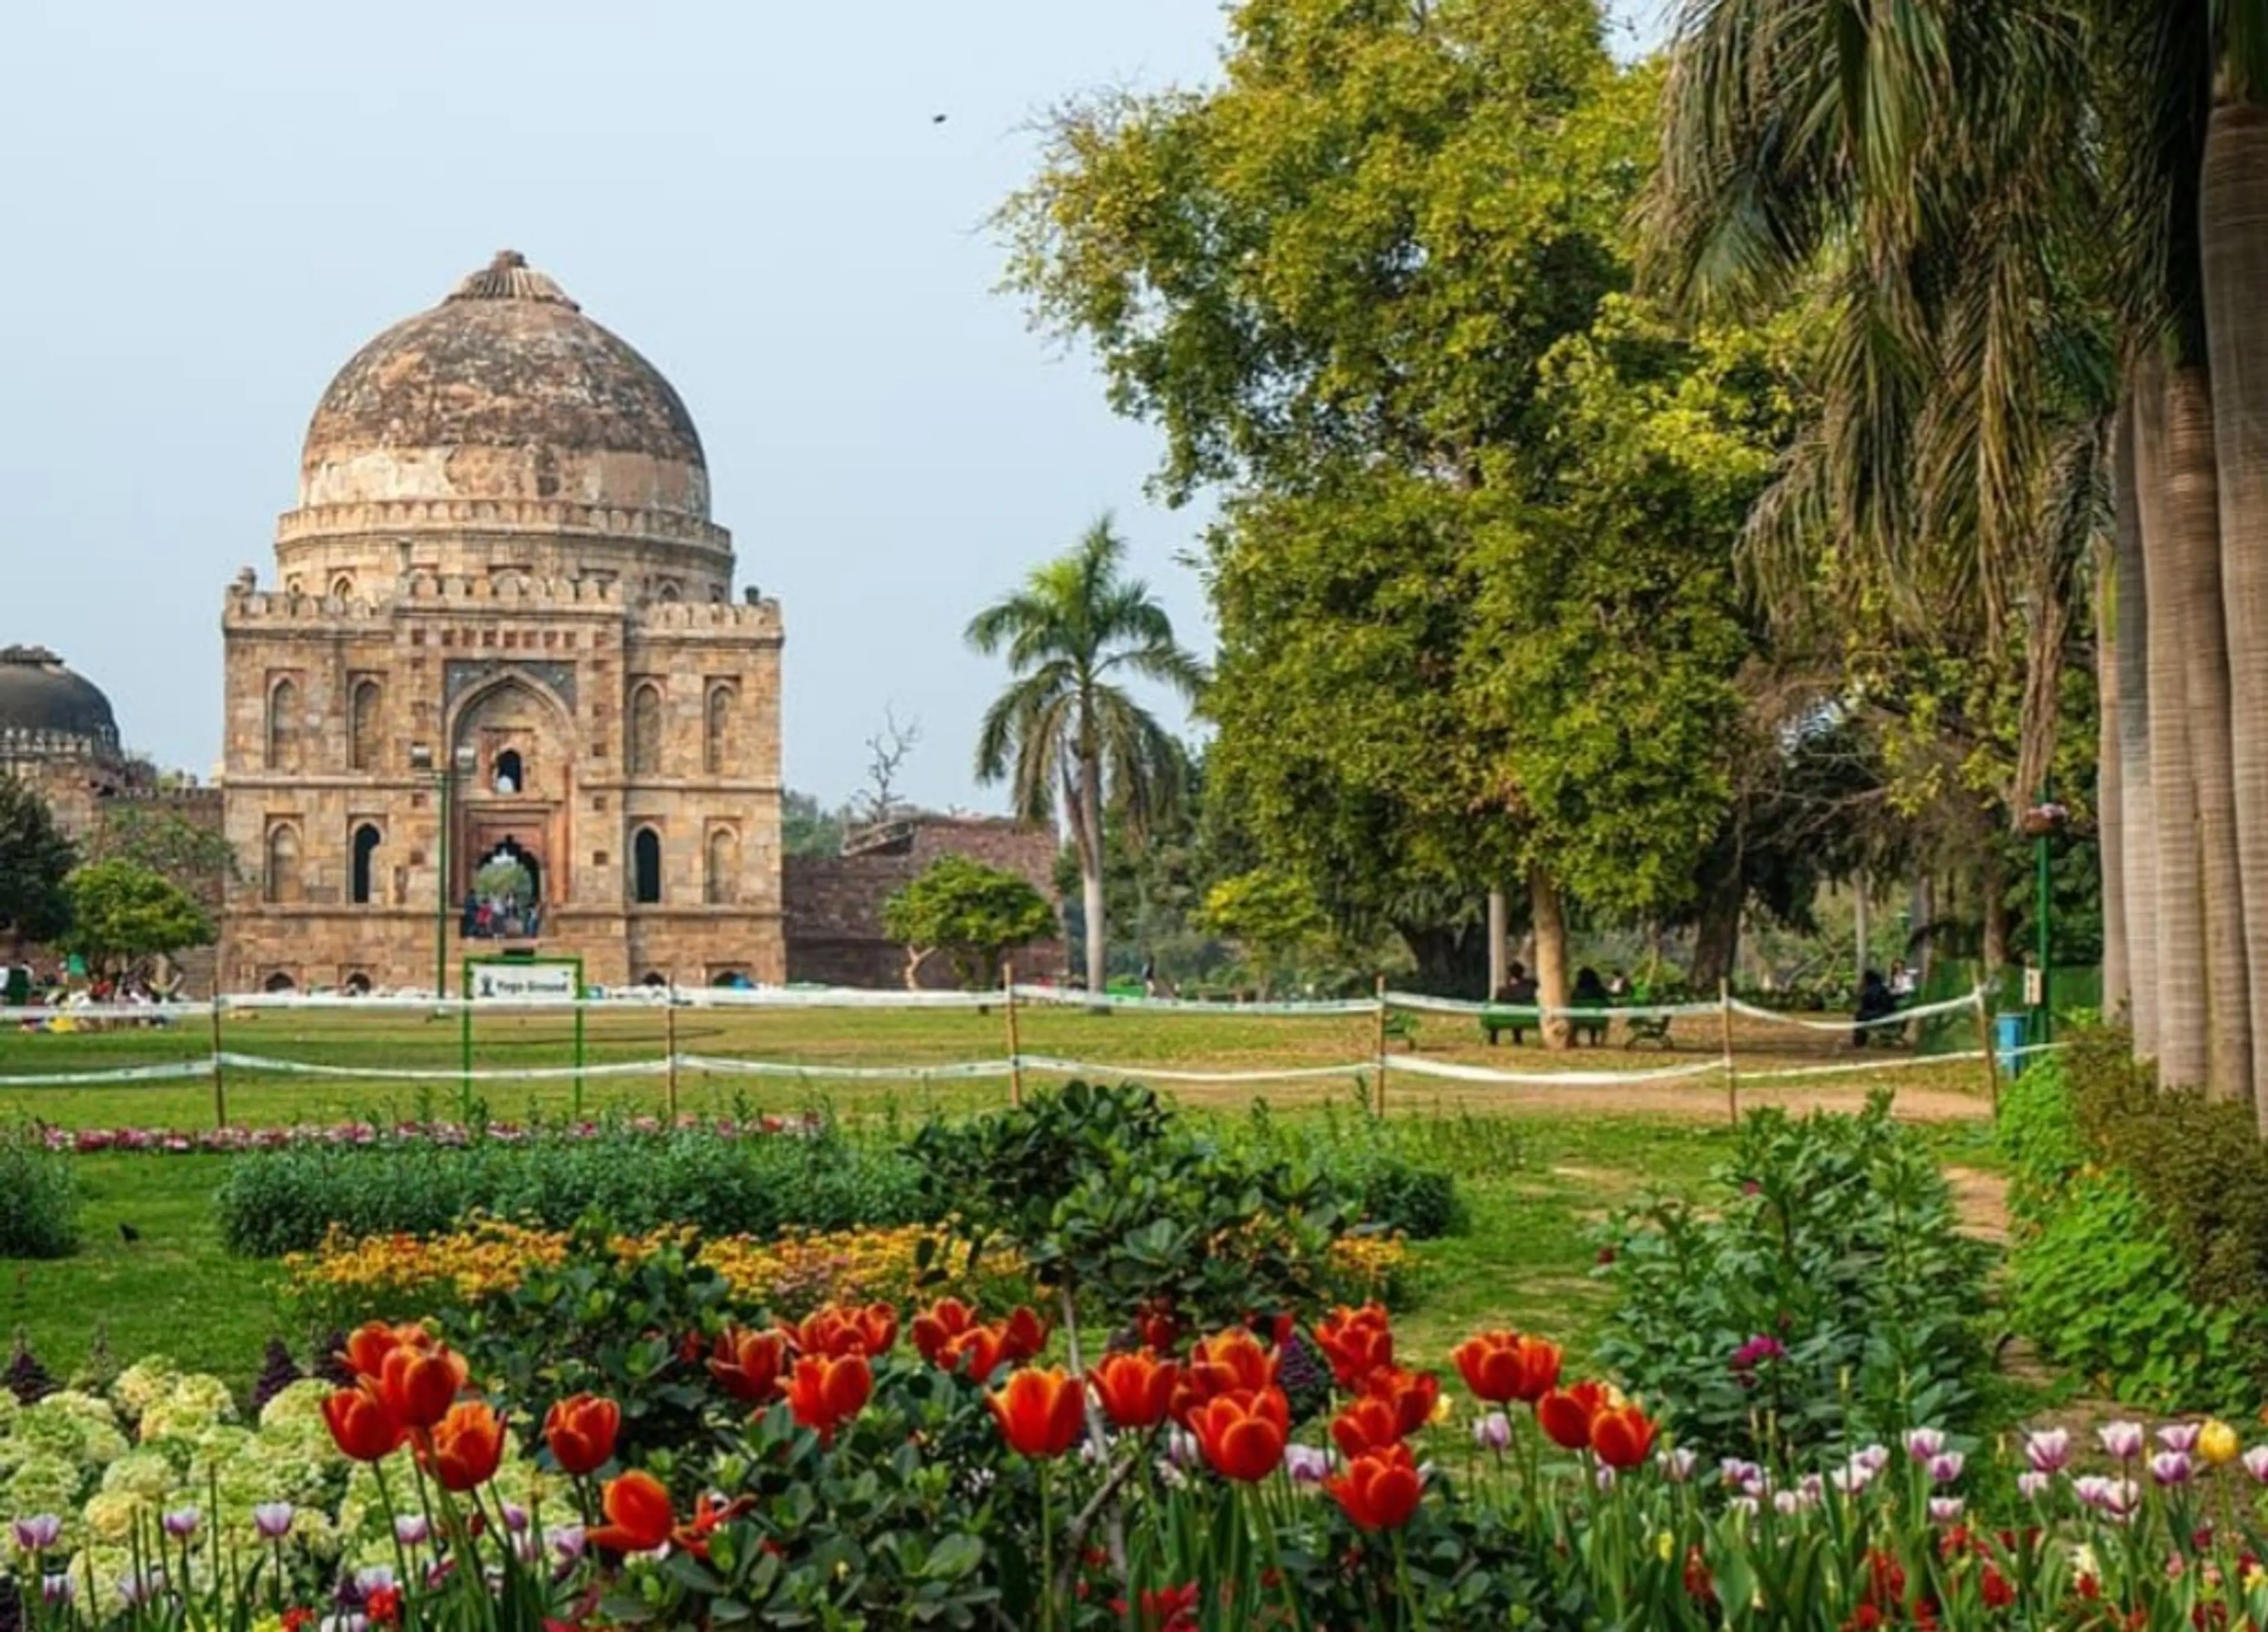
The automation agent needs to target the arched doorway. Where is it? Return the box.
[350,824,382,905]
[468,838,542,938]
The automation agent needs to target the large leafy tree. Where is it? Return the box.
[967,519,1204,997]
[58,860,213,978]
[0,777,77,956]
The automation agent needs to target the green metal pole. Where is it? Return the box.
[434,769,451,1001]
[2034,784,2053,1049]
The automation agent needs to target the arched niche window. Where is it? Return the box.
[656,580,682,603]
[494,748,524,794]
[343,972,373,995]
[262,971,297,993]
[705,827,738,905]
[265,823,303,905]
[350,823,382,905]
[632,827,663,904]
[266,678,301,772]
[331,575,354,602]
[349,679,382,772]
[628,682,663,775]
[704,685,733,775]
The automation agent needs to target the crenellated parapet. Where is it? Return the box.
[276,498,731,554]
[633,598,783,637]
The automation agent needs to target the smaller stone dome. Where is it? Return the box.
[0,646,122,756]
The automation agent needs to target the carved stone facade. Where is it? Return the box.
[218,253,786,994]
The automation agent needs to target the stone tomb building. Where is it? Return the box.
[219,253,785,993]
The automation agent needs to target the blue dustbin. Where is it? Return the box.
[1995,1013,2029,1077]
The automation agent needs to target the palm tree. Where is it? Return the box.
[967,518,1205,998]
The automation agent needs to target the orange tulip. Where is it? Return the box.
[1178,1330,1280,1419]
[1329,1394,1403,1461]
[1536,1381,1610,1452]
[1190,1388,1291,1483]
[342,1320,432,1383]
[673,1490,754,1561]
[783,1303,898,1360]
[1090,1350,1179,1431]
[321,1383,403,1463]
[937,1324,1010,1383]
[543,1393,621,1476]
[785,1353,873,1442]
[1315,1304,1394,1391]
[422,1400,505,1491]
[988,1366,1087,1460]
[709,1326,791,1405]
[1327,1443,1423,1532]
[911,1297,979,1364]
[1000,1305,1049,1365]
[379,1341,468,1431]
[588,1470,673,1553]
[1589,1403,1658,1470]
[1452,1331,1562,1405]
[1363,1367,1440,1439]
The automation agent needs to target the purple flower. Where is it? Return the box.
[1730,1335,1786,1371]
[41,1574,73,1606]
[118,1568,167,1608]
[1472,1412,1513,1453]
[1282,1444,1332,1486]
[2023,1428,2072,1474]
[1771,1488,1807,1515]
[2150,1450,2195,1487]
[1904,1428,1946,1461]
[1166,1427,1200,1470]
[2075,1475,2140,1517]
[2016,1471,2053,1500]
[253,1503,295,1540]
[1852,1444,1891,1475]
[547,1525,586,1564]
[1595,1464,1617,1491]
[1927,1451,1965,1486]
[500,1501,530,1534]
[1829,1461,1874,1495]
[11,1514,62,1552]
[1928,1497,1965,1523]
[161,1506,200,1540]
[2098,1421,2145,1460]
[1719,1457,1764,1494]
[2158,1422,2203,1454]
[2244,1446,2268,1484]
[1657,1446,1698,1483]
[394,1515,431,1546]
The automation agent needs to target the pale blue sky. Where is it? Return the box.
[2,0,1657,813]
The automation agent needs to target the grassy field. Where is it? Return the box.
[0,1005,2000,1393]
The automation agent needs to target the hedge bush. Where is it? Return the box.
[215,1122,928,1256]
[2000,1032,2268,1409]
[0,1125,78,1258]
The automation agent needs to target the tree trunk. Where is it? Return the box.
[1529,866,1570,1051]
[2202,99,2268,1122]
[1982,860,2011,974]
[1078,751,1109,1001]
[2098,543,2129,1024]
[1486,888,1508,995]
[1853,870,1871,986]
[2165,364,2250,1099]
[1911,873,1936,982]
[1688,848,1745,994]
[2113,394,2161,1056]
[2137,360,2210,1088]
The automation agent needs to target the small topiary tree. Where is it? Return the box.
[881,853,1057,989]
[57,859,214,980]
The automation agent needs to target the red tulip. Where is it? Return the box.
[588,1470,673,1553]
[1452,1331,1562,1405]
[1329,1394,1403,1460]
[1363,1367,1440,1438]
[1536,1381,1610,1451]
[782,1303,897,1360]
[321,1383,403,1463]
[379,1342,468,1431]
[911,1297,979,1365]
[1190,1388,1290,1483]
[543,1393,621,1476]
[939,1324,1010,1382]
[1000,1305,1049,1364]
[1090,1350,1179,1431]
[1135,1300,1184,1354]
[988,1366,1087,1460]
[422,1400,505,1491]
[1589,1403,1658,1470]
[785,1353,873,1442]
[342,1321,429,1383]
[1327,1443,1423,1532]
[1315,1304,1394,1391]
[708,1326,791,1405]
[1176,1329,1280,1422]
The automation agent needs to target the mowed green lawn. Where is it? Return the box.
[0,1005,1998,1392]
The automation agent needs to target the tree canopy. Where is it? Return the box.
[881,854,1059,991]
[59,860,213,977]
[0,777,77,951]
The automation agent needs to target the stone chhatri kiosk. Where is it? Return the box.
[219,252,785,994]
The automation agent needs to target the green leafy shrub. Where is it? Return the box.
[0,1125,78,1258]
[1999,1035,2268,1409]
[1594,1093,1990,1461]
[216,1121,927,1256]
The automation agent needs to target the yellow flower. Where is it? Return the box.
[1656,1532,1676,1562]
[2201,1419,2241,1467]
[1429,1394,1454,1427]
[2244,1564,2268,1595]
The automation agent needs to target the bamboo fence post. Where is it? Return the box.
[665,994,680,1121]
[1373,975,1389,1116]
[1719,981,1739,1125]
[1005,959,1024,1108]
[209,997,227,1129]
[1974,989,2000,1113]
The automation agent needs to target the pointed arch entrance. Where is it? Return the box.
[445,671,575,909]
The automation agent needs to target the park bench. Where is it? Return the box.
[1478,1004,1611,1045]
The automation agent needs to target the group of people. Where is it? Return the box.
[2,965,178,1029]
[1852,959,1919,1046]
[461,890,541,941]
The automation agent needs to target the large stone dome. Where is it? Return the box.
[276,252,730,587]
[0,646,121,756]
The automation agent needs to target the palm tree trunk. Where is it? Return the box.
[2165,365,2250,1100]
[2202,100,2268,1124]
[2113,396,2161,1056]
[1528,866,1570,1052]
[1078,750,1108,1000]
[2137,360,2210,1089]
[2098,554,2127,1025]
